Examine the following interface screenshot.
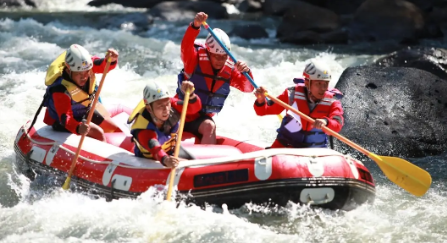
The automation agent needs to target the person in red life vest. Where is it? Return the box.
[43,44,120,142]
[129,81,201,168]
[254,60,344,148]
[176,12,254,144]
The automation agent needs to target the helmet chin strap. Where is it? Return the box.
[306,79,321,103]
[306,79,315,103]
[65,66,73,80]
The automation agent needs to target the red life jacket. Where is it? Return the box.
[177,45,234,114]
[276,84,339,148]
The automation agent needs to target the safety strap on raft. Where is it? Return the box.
[27,94,47,134]
[329,135,334,149]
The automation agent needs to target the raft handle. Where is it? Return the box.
[309,156,318,164]
[106,178,116,202]
[307,193,330,205]
[256,156,269,165]
[24,150,36,180]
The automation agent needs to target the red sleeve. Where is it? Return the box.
[181,24,200,76]
[253,88,288,116]
[230,69,255,93]
[171,95,202,115]
[324,100,344,133]
[91,56,117,74]
[136,130,168,162]
[52,92,81,134]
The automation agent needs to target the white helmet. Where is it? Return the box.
[143,81,170,105]
[303,59,331,81]
[65,44,93,72]
[205,28,231,55]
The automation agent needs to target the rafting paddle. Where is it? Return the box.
[201,22,283,121]
[166,88,192,201]
[266,94,432,197]
[62,56,112,190]
[202,22,432,197]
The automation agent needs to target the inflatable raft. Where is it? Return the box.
[13,108,375,211]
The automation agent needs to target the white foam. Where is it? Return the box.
[4,16,444,243]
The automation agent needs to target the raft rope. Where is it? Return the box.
[20,125,362,170]
[27,94,47,134]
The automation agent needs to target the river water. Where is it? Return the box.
[0,1,446,242]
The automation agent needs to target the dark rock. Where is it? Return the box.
[374,47,447,79]
[339,15,354,27]
[202,0,243,3]
[421,23,444,39]
[349,0,425,42]
[0,0,20,7]
[148,1,229,21]
[88,0,164,8]
[98,12,153,32]
[263,0,365,16]
[229,24,268,39]
[323,0,366,15]
[276,1,340,39]
[263,0,299,16]
[0,0,35,7]
[320,28,348,44]
[0,11,153,33]
[427,7,447,37]
[289,0,326,9]
[88,0,242,8]
[279,30,321,44]
[279,28,348,44]
[406,0,434,11]
[335,66,447,158]
[238,0,263,13]
[24,0,35,7]
[427,7,447,23]
[432,0,447,8]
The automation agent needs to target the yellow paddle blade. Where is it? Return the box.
[368,153,432,197]
[62,177,71,190]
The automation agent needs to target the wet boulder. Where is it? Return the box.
[0,12,153,33]
[102,13,153,32]
[263,0,300,16]
[427,6,447,37]
[229,24,269,39]
[319,0,366,15]
[148,1,229,21]
[374,47,447,80]
[406,0,437,11]
[264,0,367,16]
[276,1,340,42]
[0,0,35,7]
[88,0,164,8]
[237,0,263,13]
[334,66,447,158]
[349,0,425,42]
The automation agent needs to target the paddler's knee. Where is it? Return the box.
[198,119,216,144]
[87,123,106,142]
[198,119,216,135]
